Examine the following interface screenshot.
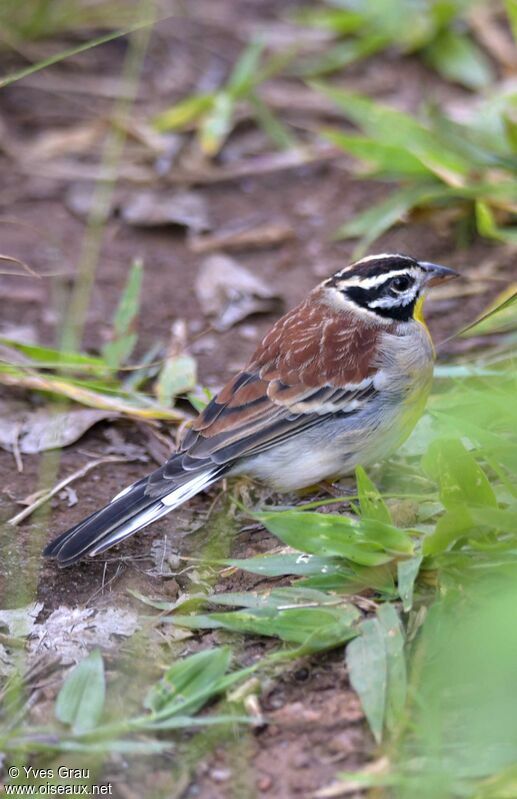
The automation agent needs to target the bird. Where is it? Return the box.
[44,252,458,567]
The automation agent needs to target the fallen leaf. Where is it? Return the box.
[0,369,186,420]
[0,405,115,454]
[195,254,283,331]
[121,189,210,231]
[24,121,105,162]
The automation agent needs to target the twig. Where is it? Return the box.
[12,422,23,473]
[86,562,125,605]
[0,254,39,277]
[7,455,137,526]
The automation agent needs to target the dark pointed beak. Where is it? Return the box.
[419,261,460,287]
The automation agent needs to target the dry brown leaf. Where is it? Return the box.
[195,253,283,331]
[0,404,115,455]
[313,757,390,798]
[24,121,105,162]
[0,370,186,420]
[120,188,210,231]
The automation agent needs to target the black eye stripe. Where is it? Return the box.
[344,278,419,322]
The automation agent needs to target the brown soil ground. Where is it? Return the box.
[0,2,513,797]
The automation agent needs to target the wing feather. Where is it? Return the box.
[164,292,385,475]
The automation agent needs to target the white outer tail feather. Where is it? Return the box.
[89,468,219,557]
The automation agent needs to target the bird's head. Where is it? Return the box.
[323,253,459,323]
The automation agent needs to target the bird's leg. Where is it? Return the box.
[317,477,355,499]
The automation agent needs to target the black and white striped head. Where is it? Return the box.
[324,253,458,322]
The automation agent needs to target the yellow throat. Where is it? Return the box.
[414,294,435,355]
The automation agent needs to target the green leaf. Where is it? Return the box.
[299,563,397,595]
[324,129,432,176]
[207,586,334,610]
[293,7,364,36]
[228,553,346,577]
[347,604,407,743]
[227,39,264,98]
[313,84,469,181]
[144,647,232,716]
[422,439,498,511]
[249,92,296,150]
[153,93,214,131]
[347,617,387,743]
[378,603,407,733]
[187,391,209,413]
[423,506,474,556]
[460,285,517,337]
[199,92,235,156]
[170,605,359,650]
[356,466,392,524]
[0,338,110,376]
[256,510,414,566]
[475,201,517,244]
[102,258,143,370]
[292,35,386,77]
[333,183,449,255]
[397,555,423,611]
[424,30,494,90]
[55,650,105,734]
[155,354,197,406]
[470,506,517,535]
[506,0,517,43]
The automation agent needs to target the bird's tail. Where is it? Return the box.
[43,464,223,567]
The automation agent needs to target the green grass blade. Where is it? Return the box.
[144,647,232,716]
[153,93,214,132]
[333,183,448,255]
[227,39,264,98]
[55,650,105,735]
[102,258,143,370]
[0,24,149,89]
[423,29,494,90]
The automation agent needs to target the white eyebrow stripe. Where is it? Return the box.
[336,267,420,290]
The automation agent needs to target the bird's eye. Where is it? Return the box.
[391,275,412,293]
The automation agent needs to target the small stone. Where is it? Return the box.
[257,775,273,792]
[268,693,285,710]
[163,579,180,598]
[210,768,231,783]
